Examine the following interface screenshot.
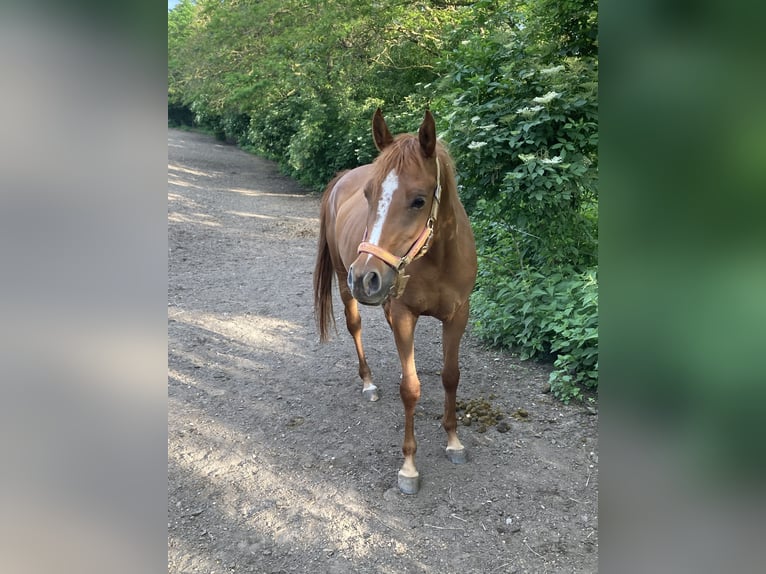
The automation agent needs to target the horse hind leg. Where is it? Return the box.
[442,302,470,464]
[339,281,379,401]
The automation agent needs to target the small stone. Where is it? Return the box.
[286,416,305,428]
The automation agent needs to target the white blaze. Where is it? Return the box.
[368,169,398,246]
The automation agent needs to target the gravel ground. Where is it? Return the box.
[167,128,598,573]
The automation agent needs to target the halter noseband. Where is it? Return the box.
[357,157,442,299]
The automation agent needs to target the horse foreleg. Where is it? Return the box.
[442,302,470,464]
[387,305,421,494]
[339,282,378,401]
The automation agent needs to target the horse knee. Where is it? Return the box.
[344,308,361,334]
[400,380,421,405]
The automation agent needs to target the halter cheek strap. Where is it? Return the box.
[357,157,442,298]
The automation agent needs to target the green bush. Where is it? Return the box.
[243,94,308,162]
[433,0,598,400]
[472,264,598,403]
[167,102,194,127]
[286,101,368,189]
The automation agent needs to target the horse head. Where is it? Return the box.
[348,109,442,305]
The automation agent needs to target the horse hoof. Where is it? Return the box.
[445,447,467,464]
[362,385,379,402]
[397,471,420,495]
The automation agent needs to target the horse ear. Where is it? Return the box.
[418,110,436,158]
[372,108,394,151]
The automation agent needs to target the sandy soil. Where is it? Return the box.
[168,128,598,573]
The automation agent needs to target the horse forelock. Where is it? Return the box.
[373,135,423,177]
[370,134,455,200]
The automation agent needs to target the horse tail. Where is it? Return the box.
[313,173,344,342]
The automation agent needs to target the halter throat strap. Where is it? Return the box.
[357,157,442,297]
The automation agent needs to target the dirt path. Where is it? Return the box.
[168,128,598,573]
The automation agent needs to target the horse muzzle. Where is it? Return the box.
[348,260,396,306]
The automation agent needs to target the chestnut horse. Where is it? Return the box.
[313,109,477,494]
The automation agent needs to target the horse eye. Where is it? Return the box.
[411,197,426,210]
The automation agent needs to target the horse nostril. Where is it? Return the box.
[362,270,380,296]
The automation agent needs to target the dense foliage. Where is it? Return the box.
[168,0,598,401]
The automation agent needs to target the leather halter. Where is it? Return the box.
[357,157,442,299]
